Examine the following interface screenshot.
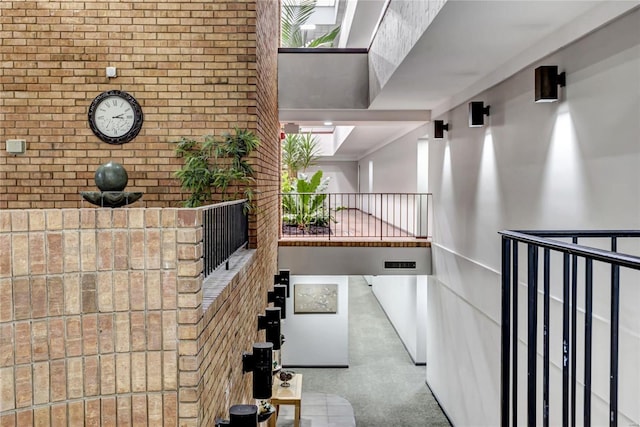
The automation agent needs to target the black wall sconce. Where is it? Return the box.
[433,120,449,139]
[258,307,282,350]
[267,285,287,319]
[242,342,273,399]
[535,65,566,102]
[468,101,490,127]
[215,404,258,427]
[274,269,290,297]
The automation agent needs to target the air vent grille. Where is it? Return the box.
[384,261,416,269]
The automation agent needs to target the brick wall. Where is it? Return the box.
[0,0,282,425]
[0,0,272,210]
[195,0,281,424]
[0,205,280,426]
[0,208,188,425]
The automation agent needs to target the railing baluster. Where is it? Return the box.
[610,237,619,427]
[380,194,383,240]
[225,204,230,269]
[205,209,209,275]
[500,237,511,427]
[427,194,430,238]
[563,253,570,427]
[512,242,519,427]
[328,193,332,240]
[584,258,593,427]
[571,238,578,427]
[543,248,550,427]
[527,244,539,427]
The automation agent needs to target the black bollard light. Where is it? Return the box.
[267,285,287,319]
[215,404,258,427]
[257,307,282,350]
[242,342,273,399]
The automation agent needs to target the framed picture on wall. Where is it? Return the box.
[294,284,338,314]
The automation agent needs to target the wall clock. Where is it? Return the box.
[88,90,143,144]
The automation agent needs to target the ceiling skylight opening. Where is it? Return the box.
[299,125,335,134]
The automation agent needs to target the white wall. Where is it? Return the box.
[305,160,358,193]
[356,127,429,234]
[371,275,427,364]
[281,275,349,367]
[358,126,424,194]
[424,9,640,427]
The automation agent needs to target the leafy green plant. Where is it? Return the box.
[282,133,321,180]
[282,170,332,230]
[281,0,340,48]
[174,128,260,209]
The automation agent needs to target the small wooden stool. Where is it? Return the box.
[267,373,302,427]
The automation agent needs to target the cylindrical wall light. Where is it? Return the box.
[242,342,274,399]
[215,404,259,427]
[469,101,490,127]
[434,120,449,139]
[258,307,282,350]
[274,269,290,297]
[534,65,566,102]
[268,285,287,319]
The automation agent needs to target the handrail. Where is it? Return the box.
[500,230,639,427]
[499,230,640,270]
[278,47,368,54]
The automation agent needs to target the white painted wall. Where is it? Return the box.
[305,160,358,193]
[371,275,427,364]
[356,126,429,234]
[281,275,349,367]
[358,126,421,194]
[423,10,640,427]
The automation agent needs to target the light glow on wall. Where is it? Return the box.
[539,107,587,226]
[438,142,454,245]
[473,130,502,262]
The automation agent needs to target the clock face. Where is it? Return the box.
[88,90,143,144]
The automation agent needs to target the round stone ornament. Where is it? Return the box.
[95,161,128,192]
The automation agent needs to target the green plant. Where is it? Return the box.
[282,170,332,230]
[174,128,260,209]
[281,170,294,193]
[282,132,321,180]
[281,0,340,48]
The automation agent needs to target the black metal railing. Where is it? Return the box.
[202,200,248,276]
[499,230,640,427]
[280,192,432,239]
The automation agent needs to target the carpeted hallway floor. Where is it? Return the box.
[287,276,451,427]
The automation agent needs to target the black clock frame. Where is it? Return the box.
[88,90,143,145]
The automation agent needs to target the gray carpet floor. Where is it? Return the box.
[289,276,451,427]
[275,392,355,427]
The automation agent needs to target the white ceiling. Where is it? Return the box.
[281,0,639,161]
